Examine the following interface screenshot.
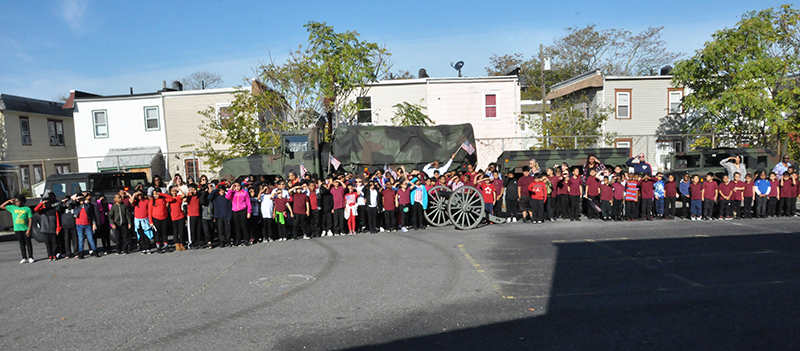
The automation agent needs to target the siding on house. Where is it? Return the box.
[162,88,239,179]
[602,76,681,136]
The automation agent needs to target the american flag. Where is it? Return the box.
[384,164,398,179]
[461,140,475,155]
[330,155,341,170]
[299,163,308,178]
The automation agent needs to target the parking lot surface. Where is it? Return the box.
[1,218,799,350]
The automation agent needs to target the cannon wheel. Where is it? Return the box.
[424,185,451,227]
[447,186,485,230]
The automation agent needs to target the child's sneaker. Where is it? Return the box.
[401,227,408,233]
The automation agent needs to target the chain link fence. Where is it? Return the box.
[474,134,717,171]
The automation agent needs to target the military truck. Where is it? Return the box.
[497,148,632,174]
[665,147,779,179]
[220,124,477,179]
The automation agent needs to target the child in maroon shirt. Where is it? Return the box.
[291,187,310,239]
[585,169,601,219]
[567,168,583,221]
[611,175,625,221]
[717,175,735,220]
[664,174,678,219]
[599,177,613,221]
[639,175,656,220]
[701,173,718,220]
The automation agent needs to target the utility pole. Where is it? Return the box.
[540,44,550,148]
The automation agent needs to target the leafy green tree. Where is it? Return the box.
[520,97,615,149]
[671,5,800,153]
[392,101,434,126]
[384,70,415,80]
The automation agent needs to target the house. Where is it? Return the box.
[546,70,690,170]
[0,94,77,195]
[67,90,168,178]
[162,87,241,181]
[359,76,522,167]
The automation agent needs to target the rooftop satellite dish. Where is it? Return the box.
[451,61,464,77]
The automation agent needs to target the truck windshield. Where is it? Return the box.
[285,135,309,152]
[704,153,730,168]
[674,155,700,169]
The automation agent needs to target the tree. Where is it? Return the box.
[671,5,800,153]
[53,92,69,103]
[384,69,415,80]
[303,22,392,138]
[196,88,288,169]
[179,70,224,90]
[392,101,433,126]
[519,96,615,149]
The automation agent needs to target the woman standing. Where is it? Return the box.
[225,182,252,246]
[720,155,747,180]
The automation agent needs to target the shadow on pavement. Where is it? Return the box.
[336,232,800,350]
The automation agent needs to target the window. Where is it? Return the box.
[48,120,65,146]
[70,182,86,194]
[55,164,70,174]
[357,97,372,123]
[485,94,497,118]
[144,106,160,131]
[615,138,632,157]
[185,158,199,180]
[50,182,68,198]
[216,103,232,124]
[32,165,43,183]
[19,117,31,145]
[19,165,30,189]
[93,110,109,138]
[615,89,631,119]
[668,88,684,114]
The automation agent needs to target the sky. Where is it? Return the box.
[0,0,789,101]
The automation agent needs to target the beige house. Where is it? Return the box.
[0,94,77,196]
[163,87,240,181]
[546,70,690,170]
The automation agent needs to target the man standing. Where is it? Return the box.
[423,151,458,178]
[626,153,654,176]
[772,154,796,176]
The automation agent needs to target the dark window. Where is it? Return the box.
[48,120,65,146]
[675,155,700,169]
[357,96,372,123]
[20,117,31,145]
[704,153,730,168]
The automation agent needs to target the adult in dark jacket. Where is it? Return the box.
[33,191,59,261]
[199,182,215,247]
[503,171,518,221]
[361,183,383,233]
[626,153,654,176]
[109,193,132,254]
[208,184,232,247]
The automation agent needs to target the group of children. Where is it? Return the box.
[510,164,799,224]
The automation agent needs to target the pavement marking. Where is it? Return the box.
[114,242,272,351]
[510,279,800,299]
[457,244,511,299]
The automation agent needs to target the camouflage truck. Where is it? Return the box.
[665,147,779,179]
[497,148,632,175]
[220,124,477,180]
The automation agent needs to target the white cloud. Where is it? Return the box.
[59,0,90,34]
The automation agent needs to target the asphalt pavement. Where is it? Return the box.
[1,217,799,350]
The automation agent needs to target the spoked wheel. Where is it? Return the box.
[447,186,485,230]
[425,185,451,227]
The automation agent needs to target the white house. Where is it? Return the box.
[67,90,168,178]
[359,76,522,167]
[546,70,690,170]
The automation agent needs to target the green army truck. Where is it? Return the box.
[497,148,632,174]
[665,147,779,179]
[220,124,477,179]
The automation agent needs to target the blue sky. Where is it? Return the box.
[0,0,787,101]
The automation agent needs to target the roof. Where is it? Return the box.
[368,75,519,87]
[97,146,162,170]
[0,94,73,117]
[546,70,604,100]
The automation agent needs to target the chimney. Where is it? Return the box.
[171,81,183,91]
[418,68,429,79]
[130,87,133,95]
[163,81,167,89]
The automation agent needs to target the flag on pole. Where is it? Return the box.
[330,155,341,170]
[384,164,398,180]
[299,163,308,178]
[461,140,475,155]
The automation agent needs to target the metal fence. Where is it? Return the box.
[473,133,717,171]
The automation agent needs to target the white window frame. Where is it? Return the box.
[55,164,70,174]
[32,165,43,183]
[484,92,498,119]
[668,89,683,114]
[144,106,160,131]
[20,165,30,188]
[48,119,65,146]
[93,110,109,138]
[20,117,32,145]
[356,96,372,124]
[215,103,232,123]
[615,90,631,119]
[616,141,631,149]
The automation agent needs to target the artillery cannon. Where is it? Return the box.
[424,185,505,230]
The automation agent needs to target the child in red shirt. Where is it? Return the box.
[528,174,547,224]
[479,177,498,216]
